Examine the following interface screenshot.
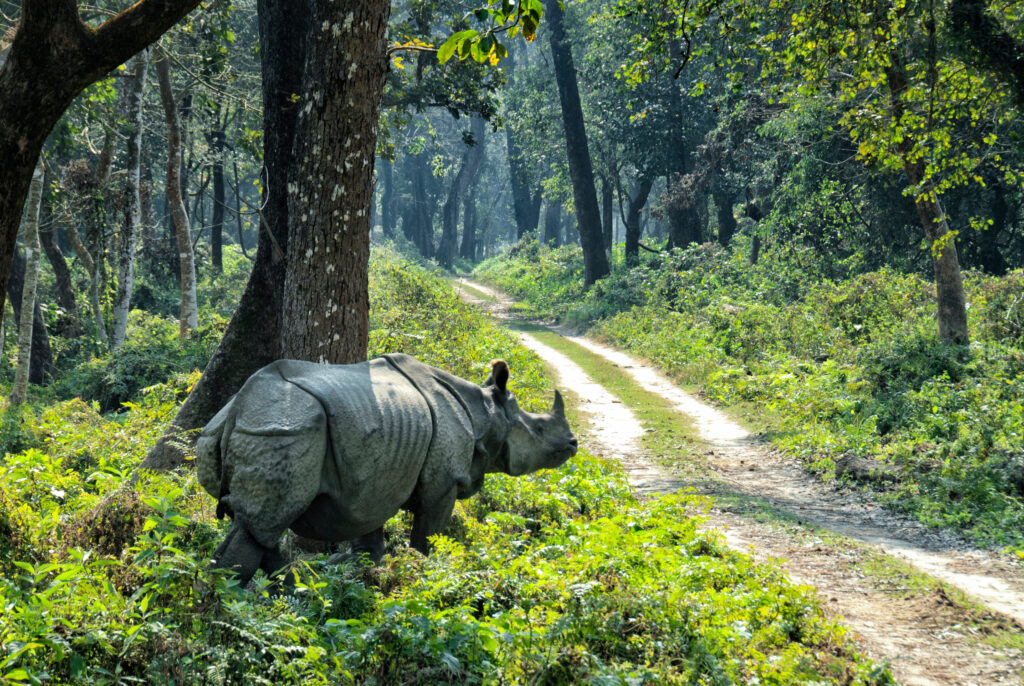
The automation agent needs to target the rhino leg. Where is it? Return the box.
[325,527,385,566]
[213,521,286,587]
[410,487,458,555]
[350,527,386,562]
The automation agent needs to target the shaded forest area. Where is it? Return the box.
[2,0,1024,681]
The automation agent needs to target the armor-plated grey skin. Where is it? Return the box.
[197,353,577,585]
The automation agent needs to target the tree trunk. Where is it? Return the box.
[380,157,396,239]
[38,167,78,336]
[142,0,312,470]
[504,51,540,240]
[9,161,43,405]
[232,159,251,258]
[112,48,149,350]
[542,200,561,247]
[885,59,969,344]
[402,152,435,258]
[713,183,737,247]
[459,184,478,260]
[601,176,613,252]
[211,114,226,272]
[281,0,390,363]
[544,0,609,286]
[977,183,1009,275]
[66,221,107,346]
[624,177,654,263]
[155,50,199,338]
[0,0,203,325]
[8,246,55,384]
[438,117,486,269]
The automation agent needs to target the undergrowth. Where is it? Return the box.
[474,240,1024,553]
[0,247,887,684]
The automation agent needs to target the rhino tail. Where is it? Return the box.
[196,396,237,516]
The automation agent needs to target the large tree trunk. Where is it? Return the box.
[9,161,44,406]
[437,117,486,269]
[281,0,390,363]
[544,0,609,286]
[0,0,203,325]
[155,50,199,338]
[141,0,311,470]
[112,49,149,350]
[624,177,654,263]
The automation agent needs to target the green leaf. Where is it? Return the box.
[438,30,477,64]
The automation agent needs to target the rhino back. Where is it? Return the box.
[274,359,434,530]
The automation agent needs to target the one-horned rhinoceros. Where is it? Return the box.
[197,353,577,584]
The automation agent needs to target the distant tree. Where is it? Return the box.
[0,0,204,322]
[543,0,608,286]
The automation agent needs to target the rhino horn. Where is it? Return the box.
[552,390,565,417]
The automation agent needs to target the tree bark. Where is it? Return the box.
[601,176,613,252]
[8,246,54,384]
[504,51,540,240]
[437,117,486,269]
[112,48,149,350]
[210,101,227,272]
[281,0,390,363]
[0,0,204,324]
[155,49,199,338]
[624,177,654,263]
[542,199,561,247]
[9,161,43,405]
[459,183,479,260]
[544,0,609,286]
[380,157,396,239]
[66,220,107,346]
[142,0,312,470]
[978,184,1009,275]
[713,183,737,247]
[38,167,78,335]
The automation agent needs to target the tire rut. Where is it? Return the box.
[456,277,1024,685]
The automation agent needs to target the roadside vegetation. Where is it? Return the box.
[475,240,1024,553]
[0,249,887,684]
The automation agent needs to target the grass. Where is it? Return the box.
[0,247,890,684]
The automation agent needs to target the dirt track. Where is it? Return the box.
[457,278,1024,686]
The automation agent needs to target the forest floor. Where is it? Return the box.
[455,277,1024,686]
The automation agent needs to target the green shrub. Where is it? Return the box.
[54,310,224,413]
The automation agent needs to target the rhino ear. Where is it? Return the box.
[486,359,510,393]
[552,390,565,417]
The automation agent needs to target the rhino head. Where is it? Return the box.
[484,360,578,476]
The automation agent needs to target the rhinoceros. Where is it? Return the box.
[196,353,577,584]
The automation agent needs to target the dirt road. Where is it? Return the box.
[457,278,1024,686]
